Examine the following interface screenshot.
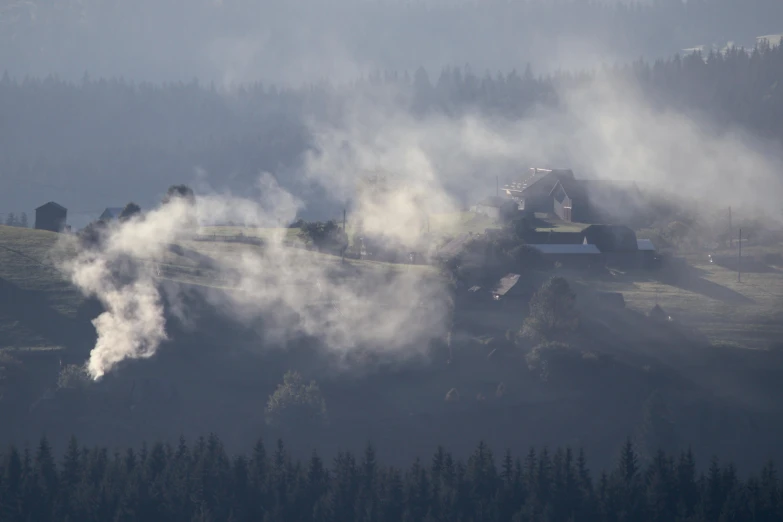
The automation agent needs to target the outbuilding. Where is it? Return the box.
[34,202,68,232]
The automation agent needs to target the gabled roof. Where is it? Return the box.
[637,239,656,251]
[529,244,601,255]
[550,180,572,204]
[583,224,639,251]
[493,273,521,296]
[35,201,67,212]
[522,168,575,194]
[100,207,125,219]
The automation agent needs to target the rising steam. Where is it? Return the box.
[59,172,454,380]
[59,74,783,380]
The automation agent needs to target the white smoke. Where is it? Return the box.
[58,73,783,380]
[59,170,453,380]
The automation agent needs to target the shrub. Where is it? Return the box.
[162,184,196,205]
[525,342,579,381]
[298,221,348,253]
[57,364,92,390]
[525,342,605,382]
[78,219,109,248]
[265,371,328,430]
[508,244,546,269]
[522,276,579,341]
[118,202,142,222]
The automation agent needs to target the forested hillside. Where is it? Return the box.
[2,42,782,222]
[0,434,780,522]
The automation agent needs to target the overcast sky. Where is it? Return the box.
[1,0,780,85]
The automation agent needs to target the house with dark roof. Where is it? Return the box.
[504,168,576,213]
[34,202,67,232]
[549,179,643,224]
[580,225,660,268]
[99,207,125,221]
[504,167,644,225]
[523,226,659,270]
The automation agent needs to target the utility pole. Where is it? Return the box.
[343,208,346,232]
[738,228,742,283]
[496,176,499,198]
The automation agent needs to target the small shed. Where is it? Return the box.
[99,207,124,221]
[491,273,535,301]
[34,202,68,232]
[636,238,660,269]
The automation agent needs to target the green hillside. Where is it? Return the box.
[566,253,783,352]
[2,224,783,471]
[3,224,782,354]
[0,226,83,353]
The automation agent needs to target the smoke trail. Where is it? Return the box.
[58,74,783,380]
[59,172,453,380]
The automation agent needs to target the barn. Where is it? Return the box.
[34,202,68,232]
[580,225,659,269]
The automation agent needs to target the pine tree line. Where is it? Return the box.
[1,435,781,521]
[1,213,28,228]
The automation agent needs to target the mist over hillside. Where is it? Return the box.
[3,0,783,506]
[2,41,783,226]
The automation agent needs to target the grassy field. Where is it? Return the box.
[569,253,783,351]
[0,226,84,352]
[198,226,301,242]
[3,223,782,356]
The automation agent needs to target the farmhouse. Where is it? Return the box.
[503,168,576,213]
[503,167,643,225]
[34,202,67,232]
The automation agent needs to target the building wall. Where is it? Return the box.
[472,204,501,220]
[553,195,572,222]
[543,253,604,269]
[34,206,67,232]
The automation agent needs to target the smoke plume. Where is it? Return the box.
[58,72,783,380]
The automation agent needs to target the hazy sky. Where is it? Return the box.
[1,0,780,85]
